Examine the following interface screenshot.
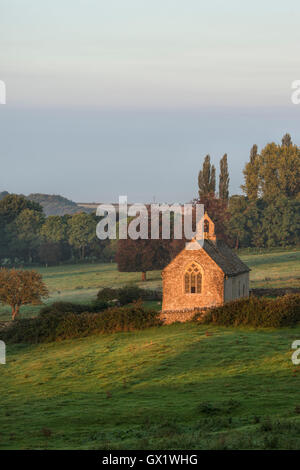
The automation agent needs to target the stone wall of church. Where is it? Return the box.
[162,249,224,312]
[160,307,209,324]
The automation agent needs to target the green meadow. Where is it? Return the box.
[1,324,300,449]
[0,248,300,449]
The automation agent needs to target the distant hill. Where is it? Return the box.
[26,193,92,216]
[0,191,95,216]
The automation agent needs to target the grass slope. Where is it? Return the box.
[1,323,300,450]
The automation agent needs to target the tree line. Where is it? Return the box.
[0,194,114,266]
[196,133,300,249]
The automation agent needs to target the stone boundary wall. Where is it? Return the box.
[160,307,209,325]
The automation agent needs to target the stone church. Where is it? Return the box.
[161,213,250,323]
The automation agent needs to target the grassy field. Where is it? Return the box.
[1,248,300,449]
[241,249,300,289]
[1,323,300,449]
[0,248,299,322]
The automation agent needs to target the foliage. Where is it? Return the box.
[241,144,260,200]
[38,300,108,316]
[96,287,119,302]
[219,153,230,201]
[0,193,109,265]
[0,268,49,320]
[194,194,230,242]
[116,237,171,281]
[198,154,216,198]
[2,301,161,343]
[97,285,162,305]
[40,215,68,243]
[38,242,63,266]
[195,294,300,327]
[67,212,97,260]
[0,193,43,224]
[242,135,300,201]
[228,195,300,249]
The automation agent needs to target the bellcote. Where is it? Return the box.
[196,212,216,243]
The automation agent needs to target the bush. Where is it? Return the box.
[117,286,147,305]
[97,285,162,305]
[1,301,161,343]
[39,301,88,316]
[194,294,300,328]
[89,299,110,312]
[39,300,108,316]
[96,287,119,302]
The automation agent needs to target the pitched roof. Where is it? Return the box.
[201,239,250,276]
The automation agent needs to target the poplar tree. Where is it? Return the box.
[198,155,216,198]
[241,144,260,200]
[281,133,292,147]
[219,153,230,201]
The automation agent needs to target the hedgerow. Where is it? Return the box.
[97,285,162,305]
[1,301,161,343]
[194,294,300,328]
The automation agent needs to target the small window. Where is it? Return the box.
[184,263,202,294]
[204,220,209,233]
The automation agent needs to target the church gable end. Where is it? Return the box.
[161,213,250,324]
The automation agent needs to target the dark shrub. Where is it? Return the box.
[39,300,108,316]
[1,301,161,343]
[97,287,119,302]
[117,286,146,305]
[194,294,300,328]
[39,301,88,316]
[89,299,109,312]
[97,285,162,305]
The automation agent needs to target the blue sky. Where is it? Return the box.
[0,1,300,201]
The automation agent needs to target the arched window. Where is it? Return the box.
[184,263,202,294]
[204,220,209,233]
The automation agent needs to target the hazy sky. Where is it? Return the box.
[1,1,300,202]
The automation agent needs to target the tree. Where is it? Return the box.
[116,212,174,281]
[0,269,48,320]
[282,133,292,147]
[116,238,170,281]
[194,194,230,243]
[227,195,251,249]
[219,153,230,201]
[0,194,43,224]
[262,196,300,247]
[38,242,62,266]
[67,213,96,260]
[198,155,216,198]
[242,135,300,202]
[40,216,68,243]
[0,194,43,261]
[277,138,300,199]
[13,208,45,262]
[241,144,260,200]
[259,139,300,201]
